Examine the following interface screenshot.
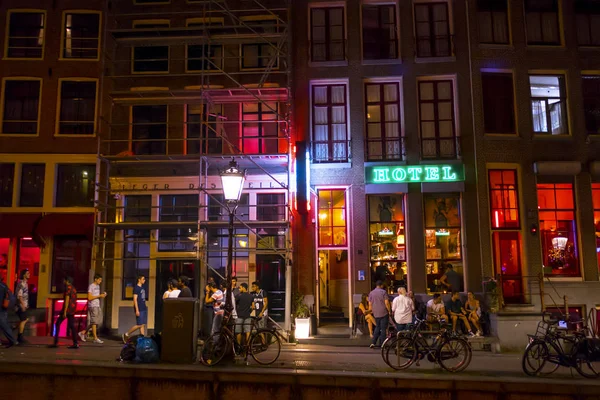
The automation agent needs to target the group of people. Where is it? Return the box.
[361,280,484,348]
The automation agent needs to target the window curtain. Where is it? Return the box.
[531,100,547,132]
[384,84,400,158]
[331,86,346,161]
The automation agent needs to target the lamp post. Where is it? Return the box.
[219,159,246,320]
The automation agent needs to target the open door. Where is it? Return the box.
[317,250,348,325]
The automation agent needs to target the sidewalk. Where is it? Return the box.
[1,335,599,385]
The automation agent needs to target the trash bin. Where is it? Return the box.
[161,298,199,363]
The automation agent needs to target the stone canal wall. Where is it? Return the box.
[1,361,598,400]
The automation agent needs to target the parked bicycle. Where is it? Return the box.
[200,314,281,366]
[522,317,600,378]
[382,316,472,372]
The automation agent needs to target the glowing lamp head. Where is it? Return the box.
[220,159,246,203]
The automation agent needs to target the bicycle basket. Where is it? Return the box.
[533,321,551,339]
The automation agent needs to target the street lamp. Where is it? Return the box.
[219,159,246,318]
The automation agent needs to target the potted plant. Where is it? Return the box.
[483,277,501,313]
[293,292,311,339]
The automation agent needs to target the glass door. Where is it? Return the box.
[493,231,524,304]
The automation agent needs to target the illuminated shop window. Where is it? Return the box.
[592,183,600,273]
[424,194,462,293]
[489,170,520,229]
[317,189,347,247]
[537,183,580,277]
[368,195,406,289]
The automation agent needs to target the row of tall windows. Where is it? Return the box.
[5,10,100,60]
[0,78,97,136]
[0,163,95,208]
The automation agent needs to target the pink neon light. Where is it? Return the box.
[494,211,499,228]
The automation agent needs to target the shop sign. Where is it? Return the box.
[365,164,464,184]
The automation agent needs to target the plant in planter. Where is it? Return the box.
[483,277,501,313]
[293,292,311,339]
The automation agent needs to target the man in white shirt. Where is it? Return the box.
[426,293,448,328]
[391,287,413,332]
[163,279,181,299]
[78,274,107,344]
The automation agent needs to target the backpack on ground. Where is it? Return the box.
[1,282,16,311]
[117,334,144,362]
[135,336,160,364]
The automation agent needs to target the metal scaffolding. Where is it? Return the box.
[94,0,293,332]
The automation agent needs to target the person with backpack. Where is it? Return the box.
[0,277,17,348]
[49,276,79,349]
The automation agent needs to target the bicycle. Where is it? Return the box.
[382,316,472,372]
[522,318,600,378]
[200,314,282,366]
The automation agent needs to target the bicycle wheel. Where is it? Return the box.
[384,337,416,370]
[438,338,472,372]
[575,356,600,378]
[521,340,549,376]
[200,332,230,366]
[249,330,281,365]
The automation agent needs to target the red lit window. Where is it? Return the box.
[365,82,402,161]
[241,102,281,154]
[537,183,580,276]
[489,170,520,228]
[418,80,457,159]
[312,84,348,163]
[593,183,600,273]
[317,189,347,247]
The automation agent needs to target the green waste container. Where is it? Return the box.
[161,298,199,363]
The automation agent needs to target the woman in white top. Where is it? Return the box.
[163,279,181,299]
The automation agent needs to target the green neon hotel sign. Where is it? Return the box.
[365,164,464,184]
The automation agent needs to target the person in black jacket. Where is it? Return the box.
[0,278,17,348]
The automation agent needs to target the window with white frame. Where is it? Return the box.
[6,11,45,59]
[57,80,97,135]
[529,75,568,135]
[418,79,457,159]
[525,0,560,45]
[414,2,452,57]
[477,0,509,45]
[575,0,600,46]
[187,19,223,71]
[63,12,100,59]
[362,4,398,60]
[133,21,169,72]
[365,81,402,161]
[1,79,41,135]
[310,7,345,62]
[312,83,349,163]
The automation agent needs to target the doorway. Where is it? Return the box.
[492,231,524,304]
[256,254,286,322]
[154,259,197,333]
[317,249,348,325]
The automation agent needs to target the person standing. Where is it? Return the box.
[391,287,413,332]
[50,276,79,349]
[15,269,30,345]
[251,281,268,329]
[205,282,224,335]
[163,279,181,299]
[178,276,192,298]
[0,278,17,348]
[440,264,462,292]
[78,274,107,344]
[231,276,240,297]
[368,280,391,349]
[122,275,147,343]
[235,283,253,345]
